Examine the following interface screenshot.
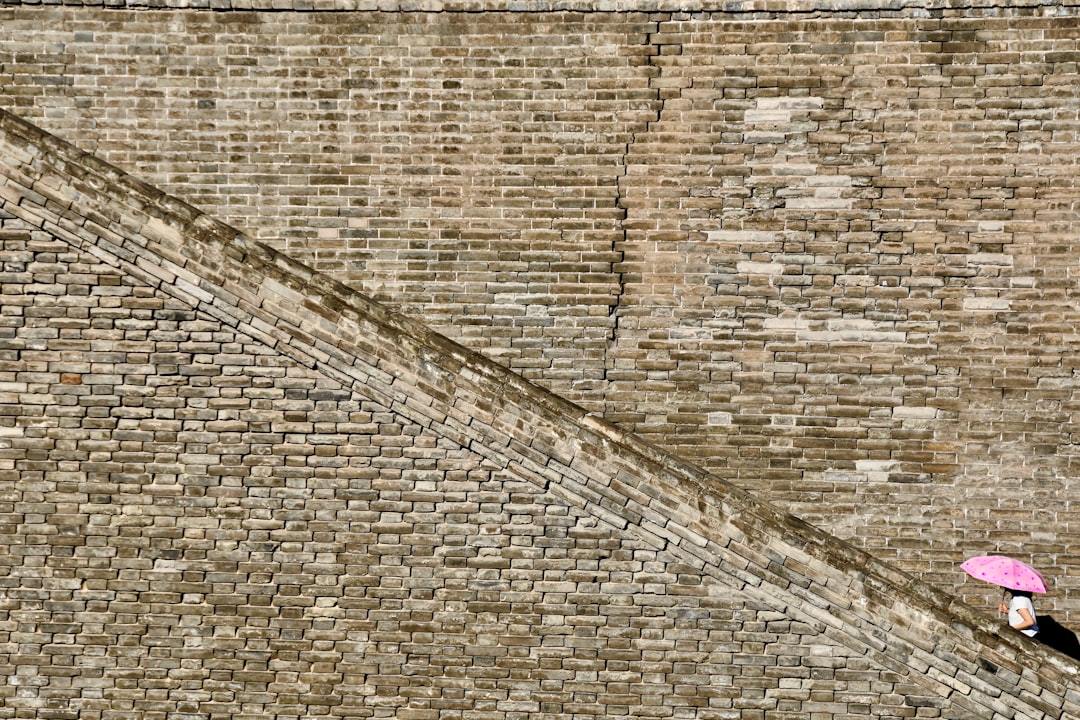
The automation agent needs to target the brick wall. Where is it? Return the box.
[1,105,1077,720]
[611,10,1080,624]
[2,0,1080,643]
[0,8,657,397]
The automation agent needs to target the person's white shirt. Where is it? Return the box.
[1008,594,1039,637]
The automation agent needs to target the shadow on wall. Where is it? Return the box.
[1039,616,1080,661]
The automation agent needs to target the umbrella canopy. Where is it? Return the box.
[961,555,1048,594]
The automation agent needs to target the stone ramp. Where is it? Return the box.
[0,108,1076,718]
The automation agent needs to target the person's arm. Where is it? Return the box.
[1012,606,1037,631]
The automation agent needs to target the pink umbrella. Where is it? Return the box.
[961,555,1048,594]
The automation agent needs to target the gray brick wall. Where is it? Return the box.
[0,105,1077,720]
[610,10,1080,624]
[8,5,1076,628]
[0,7,654,400]
[6,0,1080,687]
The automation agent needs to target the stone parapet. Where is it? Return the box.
[2,0,1079,10]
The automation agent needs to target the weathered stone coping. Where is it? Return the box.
[2,0,1078,12]
[0,106,1077,716]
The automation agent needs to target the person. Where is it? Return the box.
[999,589,1040,638]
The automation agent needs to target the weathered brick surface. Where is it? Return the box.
[9,5,1077,627]
[1,105,1078,719]
[5,0,1080,703]
[0,7,656,401]
[611,9,1080,624]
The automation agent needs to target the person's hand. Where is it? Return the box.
[999,601,1008,614]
